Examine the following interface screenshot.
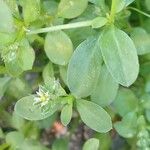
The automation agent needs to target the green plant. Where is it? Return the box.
[0,0,150,149]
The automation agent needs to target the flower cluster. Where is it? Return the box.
[33,78,66,108]
[33,85,51,107]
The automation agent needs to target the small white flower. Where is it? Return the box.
[33,85,51,107]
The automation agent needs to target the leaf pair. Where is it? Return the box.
[66,26,139,134]
[68,26,139,98]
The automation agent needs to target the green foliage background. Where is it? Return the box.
[0,0,150,149]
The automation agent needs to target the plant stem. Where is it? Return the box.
[128,7,150,18]
[109,0,117,23]
[27,20,93,35]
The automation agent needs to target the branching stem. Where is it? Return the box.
[109,0,117,23]
[128,7,150,18]
[26,20,93,35]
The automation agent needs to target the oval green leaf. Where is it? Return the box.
[44,31,73,65]
[59,65,67,84]
[15,95,61,120]
[0,0,14,32]
[67,37,102,98]
[5,58,23,77]
[83,138,99,150]
[92,17,107,29]
[91,65,119,107]
[6,132,24,149]
[76,99,112,133]
[99,26,139,87]
[18,39,35,71]
[42,62,54,84]
[61,104,72,126]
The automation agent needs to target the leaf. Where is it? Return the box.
[116,0,134,12]
[0,76,11,98]
[15,95,61,120]
[67,37,102,98]
[5,58,23,77]
[83,138,99,150]
[140,94,150,109]
[11,112,25,130]
[5,0,19,16]
[18,39,35,70]
[92,17,107,29]
[22,0,41,24]
[4,39,35,76]
[42,62,54,84]
[58,0,88,19]
[61,104,72,126]
[44,31,73,65]
[145,0,150,11]
[91,65,119,107]
[113,88,138,117]
[88,0,105,7]
[52,138,68,150]
[42,1,58,16]
[6,131,24,149]
[99,26,139,87]
[59,65,67,84]
[130,27,150,55]
[6,78,32,99]
[0,0,14,33]
[20,139,49,150]
[0,32,16,47]
[76,99,112,133]
[114,112,137,138]
[66,24,96,48]
[38,113,57,129]
[95,133,112,150]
